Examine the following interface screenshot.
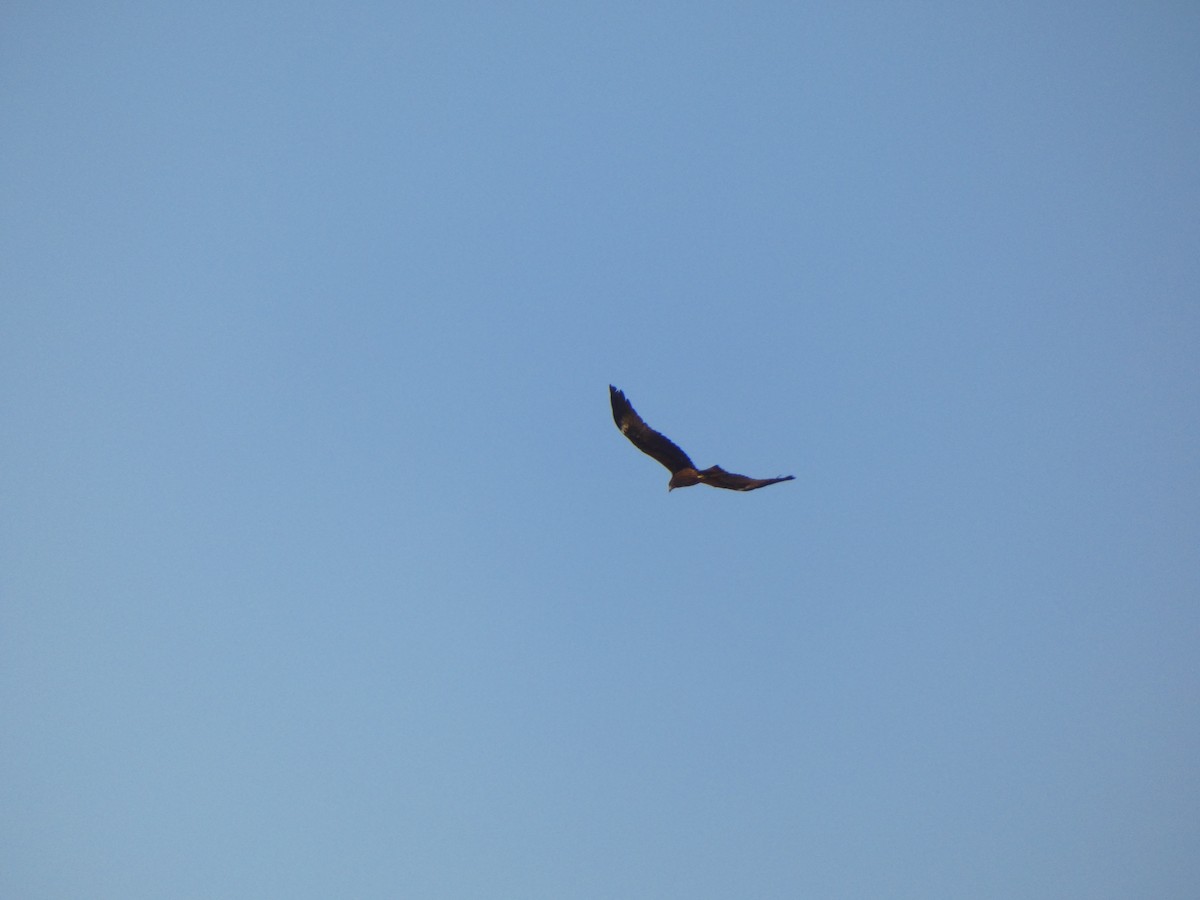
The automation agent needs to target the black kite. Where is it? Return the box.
[609,385,795,492]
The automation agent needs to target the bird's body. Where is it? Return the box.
[609,385,794,492]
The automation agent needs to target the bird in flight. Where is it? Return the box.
[609,385,795,492]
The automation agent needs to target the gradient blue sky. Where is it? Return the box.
[3,4,1199,898]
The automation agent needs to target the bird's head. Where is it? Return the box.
[668,469,702,491]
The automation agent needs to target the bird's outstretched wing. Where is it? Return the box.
[609,385,694,474]
[700,466,796,492]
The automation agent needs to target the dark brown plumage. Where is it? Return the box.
[609,385,795,492]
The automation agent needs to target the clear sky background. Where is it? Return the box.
[3,4,1198,898]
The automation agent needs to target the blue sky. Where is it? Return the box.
[3,3,1198,897]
